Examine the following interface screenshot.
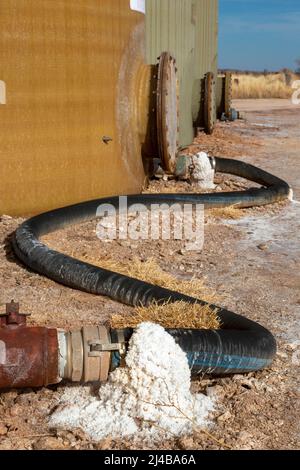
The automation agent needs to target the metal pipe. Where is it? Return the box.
[0,302,59,388]
[0,302,128,389]
[0,298,278,390]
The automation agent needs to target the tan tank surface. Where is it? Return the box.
[0,0,152,215]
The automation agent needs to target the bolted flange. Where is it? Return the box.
[204,72,217,135]
[156,52,179,173]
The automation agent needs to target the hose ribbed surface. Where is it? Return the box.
[13,158,291,375]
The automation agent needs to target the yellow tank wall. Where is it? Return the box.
[0,0,148,216]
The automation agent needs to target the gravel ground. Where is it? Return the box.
[0,100,299,450]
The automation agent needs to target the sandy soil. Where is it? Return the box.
[0,99,299,450]
[234,99,296,111]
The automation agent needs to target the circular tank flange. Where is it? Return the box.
[204,71,217,135]
[157,52,179,173]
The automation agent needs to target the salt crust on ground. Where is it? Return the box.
[50,323,214,442]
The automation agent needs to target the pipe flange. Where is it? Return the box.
[157,52,179,173]
[204,72,216,135]
[224,71,233,118]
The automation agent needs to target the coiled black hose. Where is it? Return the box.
[13,158,291,375]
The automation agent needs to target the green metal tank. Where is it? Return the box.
[146,0,219,147]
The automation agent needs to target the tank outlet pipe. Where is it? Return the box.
[0,302,128,389]
[0,301,277,390]
[0,302,59,389]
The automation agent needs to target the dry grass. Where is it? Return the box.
[232,72,298,99]
[111,301,220,330]
[97,257,217,304]
[96,257,221,330]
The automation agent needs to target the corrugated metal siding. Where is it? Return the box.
[195,0,218,75]
[146,0,218,147]
[192,0,218,123]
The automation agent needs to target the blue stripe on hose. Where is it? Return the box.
[186,352,272,371]
[112,351,121,369]
[112,351,272,372]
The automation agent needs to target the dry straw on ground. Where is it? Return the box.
[97,257,217,304]
[95,257,220,330]
[111,301,220,330]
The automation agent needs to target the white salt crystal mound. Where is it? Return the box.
[50,323,214,442]
[191,152,216,189]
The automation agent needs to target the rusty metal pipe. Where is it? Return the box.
[0,302,59,389]
[0,302,127,390]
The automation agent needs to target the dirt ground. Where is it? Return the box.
[0,99,299,450]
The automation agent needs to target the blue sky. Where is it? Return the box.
[219,0,300,71]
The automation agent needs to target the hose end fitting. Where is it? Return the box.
[58,326,126,384]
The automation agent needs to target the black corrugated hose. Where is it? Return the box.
[13,158,291,375]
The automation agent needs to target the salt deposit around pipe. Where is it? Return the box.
[50,323,215,442]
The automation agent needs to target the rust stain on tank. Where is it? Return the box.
[116,22,150,187]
